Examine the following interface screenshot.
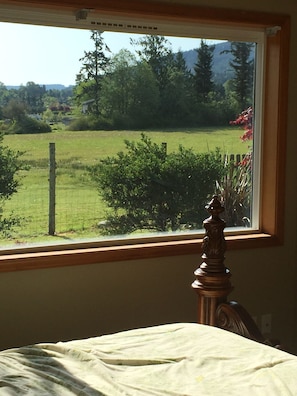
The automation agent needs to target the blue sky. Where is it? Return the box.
[0,22,208,87]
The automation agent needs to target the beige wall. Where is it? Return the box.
[0,0,296,353]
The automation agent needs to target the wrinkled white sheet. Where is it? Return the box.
[0,323,297,395]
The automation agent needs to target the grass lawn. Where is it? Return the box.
[5,127,247,161]
[2,126,248,247]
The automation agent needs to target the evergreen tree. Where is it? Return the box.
[161,50,195,125]
[228,42,254,111]
[174,50,189,75]
[194,40,214,102]
[75,30,110,116]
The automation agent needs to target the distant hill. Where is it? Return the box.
[45,84,73,91]
[7,84,73,91]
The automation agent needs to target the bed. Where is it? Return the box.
[1,196,297,395]
[1,322,297,395]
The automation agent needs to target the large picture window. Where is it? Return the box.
[0,1,289,271]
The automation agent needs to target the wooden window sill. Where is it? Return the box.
[0,232,278,273]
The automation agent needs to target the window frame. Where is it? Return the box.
[0,0,290,272]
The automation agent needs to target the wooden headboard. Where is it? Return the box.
[192,196,267,345]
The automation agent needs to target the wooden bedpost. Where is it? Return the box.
[192,196,271,344]
[192,196,233,326]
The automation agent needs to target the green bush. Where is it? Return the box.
[67,116,91,131]
[0,120,9,133]
[10,116,51,134]
[67,115,113,131]
[0,132,27,236]
[89,133,225,234]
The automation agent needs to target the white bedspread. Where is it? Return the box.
[0,323,297,395]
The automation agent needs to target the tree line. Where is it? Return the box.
[73,32,254,130]
[0,32,254,133]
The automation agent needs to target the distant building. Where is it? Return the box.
[82,99,95,114]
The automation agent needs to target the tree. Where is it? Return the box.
[227,42,254,111]
[131,36,198,126]
[89,134,224,234]
[174,50,190,76]
[194,40,215,102]
[0,82,11,112]
[100,50,160,128]
[131,35,173,92]
[3,99,51,134]
[0,132,27,236]
[160,65,195,126]
[152,49,195,125]
[2,99,27,122]
[18,82,46,114]
[101,49,136,120]
[127,62,160,128]
[75,30,110,116]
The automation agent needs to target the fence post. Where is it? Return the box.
[49,142,56,235]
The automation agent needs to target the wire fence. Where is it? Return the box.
[4,162,104,243]
[3,148,246,245]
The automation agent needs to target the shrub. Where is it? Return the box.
[0,132,27,236]
[67,116,91,131]
[67,115,113,131]
[10,116,51,134]
[216,155,252,227]
[89,133,225,234]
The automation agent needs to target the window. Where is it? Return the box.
[0,1,290,272]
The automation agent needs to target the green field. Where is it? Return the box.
[2,126,247,247]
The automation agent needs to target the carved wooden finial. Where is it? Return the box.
[192,196,233,326]
[201,196,226,270]
[205,194,224,217]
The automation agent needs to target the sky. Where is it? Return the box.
[0,22,209,87]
